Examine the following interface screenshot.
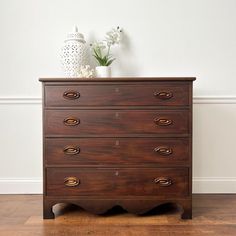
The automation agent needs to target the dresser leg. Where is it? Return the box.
[181,202,192,219]
[43,201,55,219]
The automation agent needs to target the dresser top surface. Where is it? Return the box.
[39,77,196,82]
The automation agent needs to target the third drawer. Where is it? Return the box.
[45,138,190,166]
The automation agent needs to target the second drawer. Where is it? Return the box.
[45,110,189,136]
[45,138,190,165]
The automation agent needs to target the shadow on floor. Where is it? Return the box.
[53,202,180,217]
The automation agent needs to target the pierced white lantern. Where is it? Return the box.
[60,26,87,77]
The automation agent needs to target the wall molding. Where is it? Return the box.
[0,96,236,104]
[0,177,236,194]
[193,96,236,104]
[0,97,41,104]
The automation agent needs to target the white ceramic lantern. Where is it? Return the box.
[60,26,87,77]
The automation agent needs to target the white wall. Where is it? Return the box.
[0,0,236,193]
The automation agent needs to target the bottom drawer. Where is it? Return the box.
[46,168,189,197]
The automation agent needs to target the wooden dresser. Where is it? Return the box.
[39,77,195,219]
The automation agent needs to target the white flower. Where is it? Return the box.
[105,26,122,46]
[78,65,95,78]
[89,26,123,66]
[90,41,106,51]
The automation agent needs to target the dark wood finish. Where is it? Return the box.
[40,77,195,220]
[44,84,190,107]
[45,110,189,136]
[39,77,196,82]
[43,198,54,219]
[45,138,190,166]
[46,167,189,196]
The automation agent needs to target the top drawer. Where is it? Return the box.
[44,83,190,107]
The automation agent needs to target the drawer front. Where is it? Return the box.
[45,110,189,136]
[46,168,189,196]
[45,138,190,165]
[44,84,190,107]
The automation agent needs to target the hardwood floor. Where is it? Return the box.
[0,194,236,236]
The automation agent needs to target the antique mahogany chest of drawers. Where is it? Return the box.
[39,77,195,219]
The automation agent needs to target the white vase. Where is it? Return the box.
[60,26,87,77]
[95,66,111,78]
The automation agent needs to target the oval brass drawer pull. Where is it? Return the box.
[63,146,80,155]
[154,146,173,156]
[64,177,80,187]
[63,90,80,100]
[154,118,173,126]
[63,117,80,126]
[154,177,172,187]
[154,91,173,100]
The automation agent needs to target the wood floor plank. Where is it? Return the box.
[0,194,236,236]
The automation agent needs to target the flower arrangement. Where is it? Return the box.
[90,26,122,67]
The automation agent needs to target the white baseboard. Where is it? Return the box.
[0,178,42,194]
[193,177,236,193]
[0,178,236,194]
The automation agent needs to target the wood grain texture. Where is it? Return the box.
[46,167,189,197]
[45,137,190,166]
[0,194,236,236]
[44,84,190,107]
[40,78,194,220]
[44,110,189,136]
